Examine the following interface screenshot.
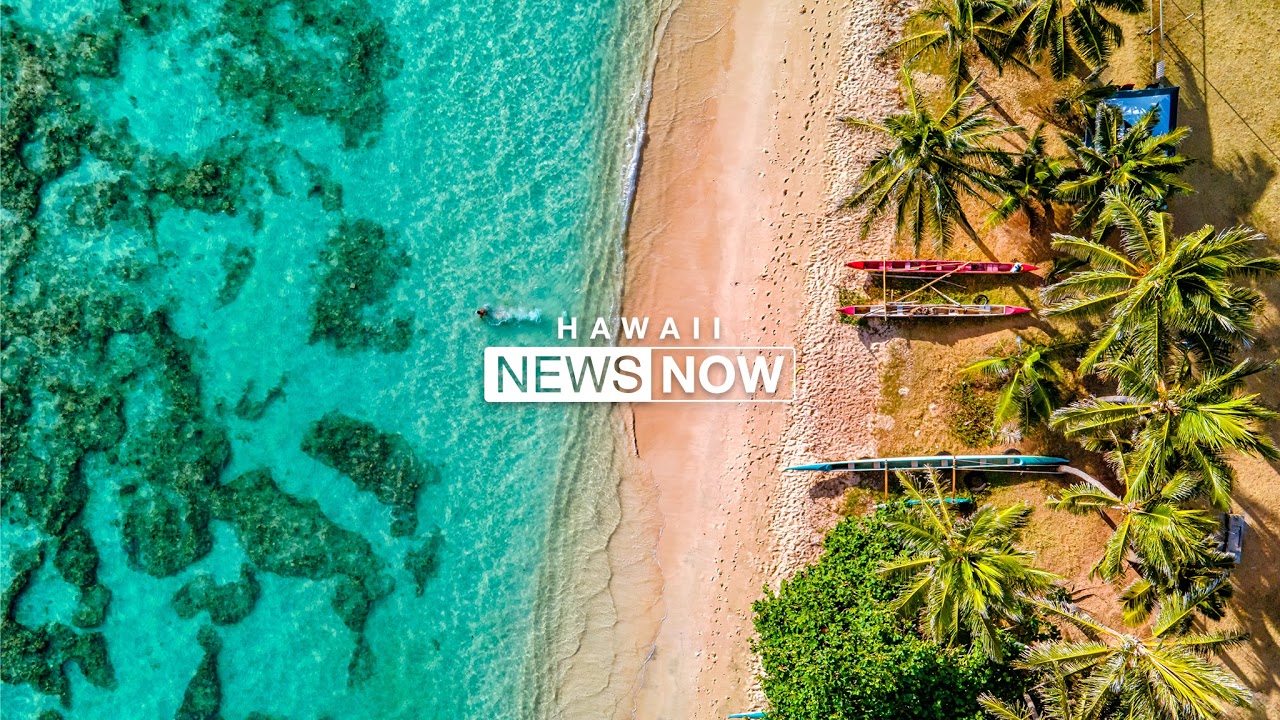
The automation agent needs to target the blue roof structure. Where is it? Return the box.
[1104,86,1180,135]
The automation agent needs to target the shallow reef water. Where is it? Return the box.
[1,0,656,716]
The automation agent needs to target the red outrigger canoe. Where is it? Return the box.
[840,302,1031,319]
[847,260,1038,274]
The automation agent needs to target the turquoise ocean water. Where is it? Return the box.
[1,0,659,716]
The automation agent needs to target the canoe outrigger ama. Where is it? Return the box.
[839,302,1031,319]
[786,453,1069,473]
[788,453,1070,499]
[846,259,1038,274]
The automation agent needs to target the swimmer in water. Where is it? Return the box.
[476,304,541,325]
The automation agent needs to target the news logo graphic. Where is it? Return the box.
[483,316,795,403]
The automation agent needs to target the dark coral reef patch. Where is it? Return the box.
[309,219,415,353]
[302,412,436,536]
[213,0,403,148]
[212,469,395,683]
[176,626,223,720]
[172,565,262,626]
[1,546,117,707]
[404,531,445,597]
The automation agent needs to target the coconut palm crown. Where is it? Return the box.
[889,0,1021,95]
[842,72,1014,254]
[1056,105,1191,229]
[1042,189,1280,373]
[1051,358,1279,509]
[1047,452,1221,583]
[987,124,1068,227]
[877,473,1059,659]
[1005,0,1146,80]
[1020,598,1251,720]
[963,334,1074,432]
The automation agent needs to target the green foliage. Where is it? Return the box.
[1053,359,1279,508]
[841,72,1013,254]
[1047,452,1222,584]
[987,125,1067,227]
[753,511,1033,719]
[879,477,1059,658]
[1021,600,1251,720]
[1005,0,1145,80]
[1032,80,1116,136]
[1043,190,1280,373]
[1056,106,1192,229]
[962,335,1074,434]
[889,0,1019,95]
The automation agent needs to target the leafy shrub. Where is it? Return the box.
[752,511,1028,720]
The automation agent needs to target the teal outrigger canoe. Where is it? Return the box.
[786,453,1068,473]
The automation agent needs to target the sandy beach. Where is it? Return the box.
[615,0,907,715]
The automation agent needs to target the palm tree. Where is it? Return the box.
[842,72,1014,254]
[987,124,1068,227]
[889,0,1021,96]
[1051,360,1279,508]
[1042,190,1280,372]
[978,667,1084,720]
[962,334,1075,432]
[1005,0,1145,80]
[1119,556,1234,629]
[1033,76,1116,135]
[1056,105,1191,229]
[1047,452,1220,583]
[1021,599,1251,720]
[878,474,1059,659]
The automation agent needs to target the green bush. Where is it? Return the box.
[752,511,1028,720]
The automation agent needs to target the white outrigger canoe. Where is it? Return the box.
[786,453,1069,473]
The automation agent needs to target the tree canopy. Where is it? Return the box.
[753,511,1036,720]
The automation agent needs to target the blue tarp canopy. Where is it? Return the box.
[1104,86,1180,135]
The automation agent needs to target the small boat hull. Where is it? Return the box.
[840,302,1030,318]
[847,260,1038,274]
[786,454,1069,473]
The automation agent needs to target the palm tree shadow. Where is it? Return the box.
[1164,37,1277,233]
[1217,466,1280,708]
[869,313,1056,345]
[808,471,884,500]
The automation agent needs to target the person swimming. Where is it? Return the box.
[476,304,541,326]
